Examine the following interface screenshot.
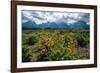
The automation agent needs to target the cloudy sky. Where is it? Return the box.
[22,10,90,25]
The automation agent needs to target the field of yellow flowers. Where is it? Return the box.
[22,30,90,62]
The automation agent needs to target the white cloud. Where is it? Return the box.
[32,17,48,24]
[67,18,77,24]
[22,19,29,23]
[22,10,90,25]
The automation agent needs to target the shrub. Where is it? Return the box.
[22,30,89,61]
[22,45,33,62]
[75,32,89,47]
[27,36,37,45]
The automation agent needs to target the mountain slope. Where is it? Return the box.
[22,21,90,30]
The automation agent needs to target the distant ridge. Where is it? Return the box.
[22,21,90,30]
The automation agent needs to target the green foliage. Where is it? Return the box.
[22,30,89,62]
[22,45,33,62]
[27,36,37,45]
[75,32,89,47]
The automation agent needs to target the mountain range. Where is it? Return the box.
[22,21,90,30]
